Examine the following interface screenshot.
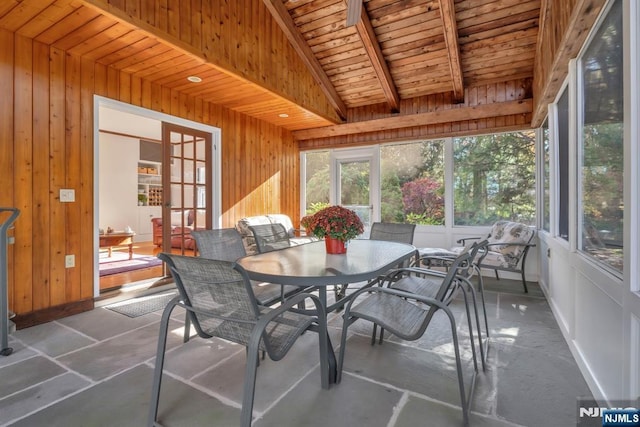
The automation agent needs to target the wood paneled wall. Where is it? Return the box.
[299,78,533,150]
[83,0,341,123]
[0,29,300,323]
[532,0,606,126]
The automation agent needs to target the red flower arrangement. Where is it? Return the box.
[301,205,364,242]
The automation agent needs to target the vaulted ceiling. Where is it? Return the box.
[267,0,540,116]
[0,0,541,136]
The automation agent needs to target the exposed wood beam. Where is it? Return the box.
[262,0,348,120]
[438,0,464,102]
[532,0,605,126]
[293,99,532,140]
[349,1,400,112]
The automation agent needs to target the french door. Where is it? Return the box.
[331,147,380,234]
[162,122,213,255]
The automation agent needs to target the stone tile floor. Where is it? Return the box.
[0,278,592,426]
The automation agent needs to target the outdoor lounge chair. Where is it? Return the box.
[337,250,477,426]
[419,220,536,293]
[149,254,329,427]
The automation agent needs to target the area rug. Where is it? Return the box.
[104,291,178,318]
[99,252,162,277]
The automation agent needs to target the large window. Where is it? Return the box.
[541,119,551,232]
[453,131,536,226]
[380,140,444,224]
[579,0,624,272]
[557,87,570,241]
[303,132,536,227]
[304,151,330,214]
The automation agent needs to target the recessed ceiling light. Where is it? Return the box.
[278,113,289,118]
[187,76,202,83]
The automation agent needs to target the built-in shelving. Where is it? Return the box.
[137,161,162,206]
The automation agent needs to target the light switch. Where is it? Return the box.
[60,189,75,202]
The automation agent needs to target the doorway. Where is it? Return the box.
[94,96,221,298]
[330,147,380,233]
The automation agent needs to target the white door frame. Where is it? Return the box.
[330,146,380,231]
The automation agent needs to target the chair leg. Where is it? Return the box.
[240,347,260,427]
[458,286,478,373]
[463,279,486,371]
[148,299,178,427]
[521,270,529,293]
[494,269,499,280]
[337,316,357,383]
[443,306,470,427]
[183,312,191,343]
[476,271,490,339]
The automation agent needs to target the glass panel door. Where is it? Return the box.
[162,122,212,255]
[332,148,379,234]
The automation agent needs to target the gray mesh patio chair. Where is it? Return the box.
[333,222,417,302]
[248,223,292,253]
[401,240,490,369]
[369,222,416,244]
[191,228,299,307]
[149,254,329,427]
[337,251,476,427]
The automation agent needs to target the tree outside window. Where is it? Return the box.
[579,0,623,272]
[453,131,536,226]
[380,140,445,224]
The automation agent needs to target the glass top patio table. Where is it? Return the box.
[236,239,416,385]
[236,239,417,311]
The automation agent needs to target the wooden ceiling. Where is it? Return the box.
[270,0,540,114]
[0,0,541,135]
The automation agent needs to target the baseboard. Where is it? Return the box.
[12,299,94,330]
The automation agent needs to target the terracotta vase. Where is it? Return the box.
[325,236,347,254]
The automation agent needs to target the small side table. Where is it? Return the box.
[99,232,135,259]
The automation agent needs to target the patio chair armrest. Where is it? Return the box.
[379,266,449,285]
[260,291,324,322]
[344,285,448,314]
[456,236,481,245]
[484,242,536,251]
[419,254,457,264]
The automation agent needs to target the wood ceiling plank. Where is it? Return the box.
[80,26,145,65]
[0,0,55,32]
[107,39,171,70]
[119,48,184,74]
[14,0,84,39]
[289,0,343,24]
[459,26,538,48]
[95,36,159,66]
[457,18,538,43]
[456,0,540,22]
[294,99,532,139]
[313,40,363,58]
[133,55,198,79]
[0,1,21,18]
[35,5,101,45]
[51,14,116,51]
[263,0,347,119]
[462,50,535,69]
[320,53,370,70]
[66,22,133,57]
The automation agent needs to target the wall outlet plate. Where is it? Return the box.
[65,255,75,268]
[60,189,75,202]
